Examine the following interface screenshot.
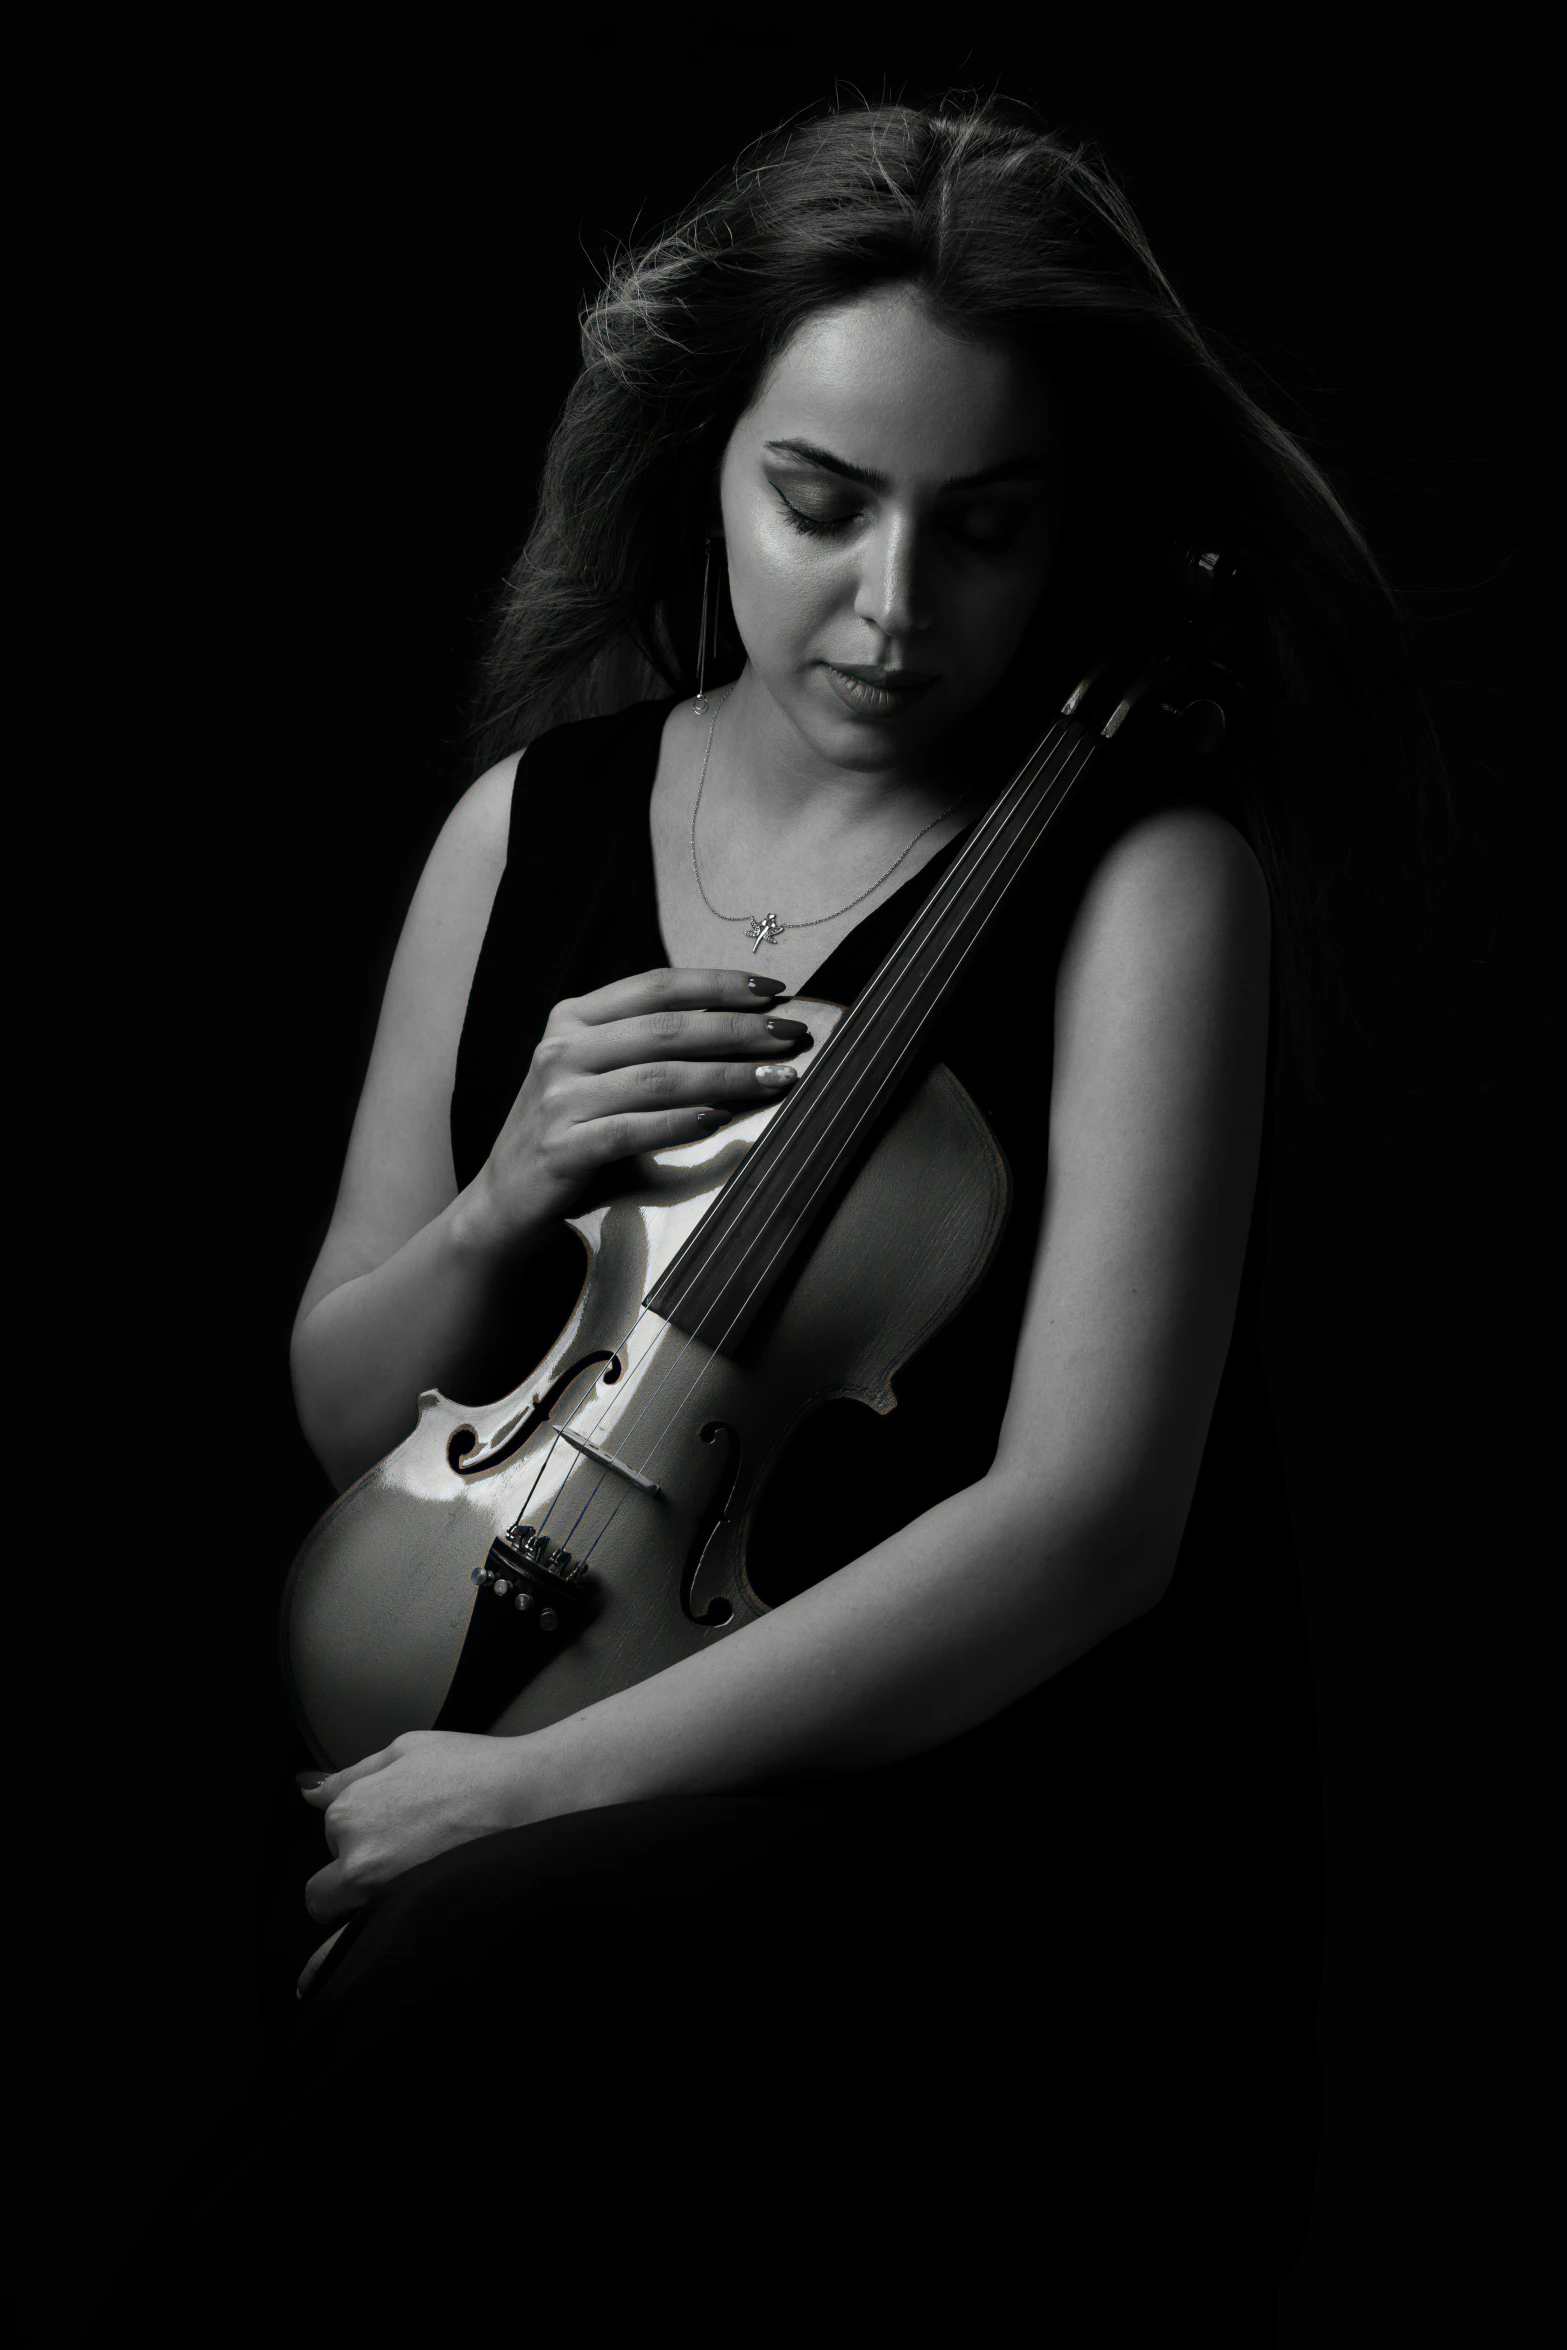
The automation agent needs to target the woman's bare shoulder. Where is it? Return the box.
[369,751,524,1012]
[1059,799,1270,1008]
[1083,796,1266,912]
[435,750,524,875]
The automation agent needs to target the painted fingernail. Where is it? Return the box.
[746,975,787,995]
[295,1771,326,1790]
[694,1109,725,1129]
[756,1064,798,1087]
[764,1017,810,1040]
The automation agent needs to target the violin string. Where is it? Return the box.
[560,1468,624,1555]
[583,721,1076,1456]
[522,1301,658,1540]
[511,1439,563,1526]
[609,736,1098,1534]
[497,1294,659,1545]
[554,723,1082,1542]
[566,733,1104,1579]
[647,719,1075,1304]
[651,728,1094,1373]
[609,729,1101,1508]
[560,723,1090,1565]
[513,1334,645,1525]
[528,715,1088,1565]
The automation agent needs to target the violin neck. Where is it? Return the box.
[644,713,1103,1352]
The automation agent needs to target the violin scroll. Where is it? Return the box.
[1173,540,1288,705]
[1171,542,1241,618]
[1061,542,1285,755]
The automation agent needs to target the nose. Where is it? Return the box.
[852,509,933,643]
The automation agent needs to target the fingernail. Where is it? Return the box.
[746,975,786,995]
[295,1771,326,1790]
[756,1064,798,1087]
[694,1109,725,1130]
[764,1017,810,1041]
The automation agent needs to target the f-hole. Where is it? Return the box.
[446,1352,619,1477]
[680,1421,740,1627]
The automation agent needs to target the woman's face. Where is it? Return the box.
[718,281,1062,772]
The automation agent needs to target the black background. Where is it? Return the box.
[12,10,1554,2345]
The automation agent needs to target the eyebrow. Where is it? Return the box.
[763,437,1050,495]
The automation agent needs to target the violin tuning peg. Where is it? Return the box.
[1178,698,1226,754]
[1160,697,1227,755]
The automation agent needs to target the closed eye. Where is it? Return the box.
[947,504,1030,549]
[776,490,853,538]
[774,488,1029,553]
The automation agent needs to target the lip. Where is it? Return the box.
[823,662,939,717]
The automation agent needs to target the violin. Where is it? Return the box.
[282,548,1260,1769]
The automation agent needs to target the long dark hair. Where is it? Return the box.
[469,90,1449,1114]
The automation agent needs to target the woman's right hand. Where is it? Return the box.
[469,968,813,1245]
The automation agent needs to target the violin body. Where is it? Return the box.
[281,1000,1010,1769]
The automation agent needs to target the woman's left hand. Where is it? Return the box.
[298,1728,540,1930]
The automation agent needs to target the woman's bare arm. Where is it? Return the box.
[289,757,521,1489]
[290,755,818,1492]
[301,804,1274,1921]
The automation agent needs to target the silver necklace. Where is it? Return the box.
[689,686,967,953]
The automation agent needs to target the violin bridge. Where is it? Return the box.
[548,1421,662,1498]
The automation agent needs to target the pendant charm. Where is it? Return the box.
[745,913,785,951]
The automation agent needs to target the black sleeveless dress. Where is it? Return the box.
[96,697,1322,2346]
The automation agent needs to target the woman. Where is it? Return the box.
[102,92,1441,2343]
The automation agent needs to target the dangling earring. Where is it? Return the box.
[693,528,722,715]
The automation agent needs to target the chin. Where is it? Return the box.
[813,706,935,768]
